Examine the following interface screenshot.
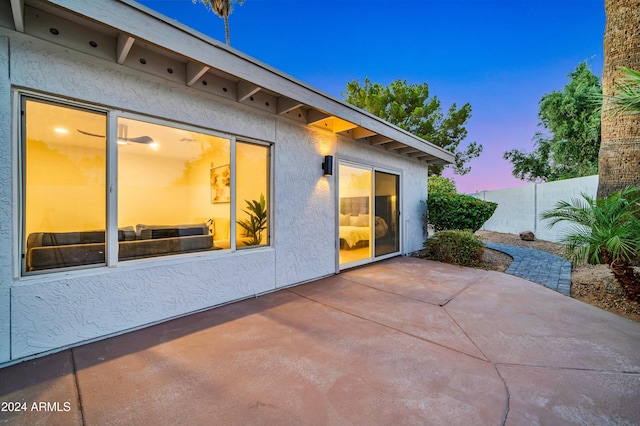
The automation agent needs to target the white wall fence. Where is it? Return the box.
[471,175,598,243]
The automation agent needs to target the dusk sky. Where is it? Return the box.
[138,0,605,193]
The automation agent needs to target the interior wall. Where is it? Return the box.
[25,139,106,234]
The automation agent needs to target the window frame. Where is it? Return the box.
[19,94,111,276]
[18,92,274,277]
[235,138,273,249]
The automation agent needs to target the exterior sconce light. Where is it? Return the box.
[322,155,333,176]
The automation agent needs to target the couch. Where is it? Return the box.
[26,223,214,272]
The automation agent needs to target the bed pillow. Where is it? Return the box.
[340,214,351,226]
[353,214,369,227]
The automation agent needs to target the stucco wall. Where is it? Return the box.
[473,175,599,242]
[0,35,11,363]
[1,31,431,363]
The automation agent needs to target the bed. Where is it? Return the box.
[339,213,388,249]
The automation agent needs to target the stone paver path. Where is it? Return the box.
[485,242,572,296]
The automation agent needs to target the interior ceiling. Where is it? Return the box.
[12,0,452,166]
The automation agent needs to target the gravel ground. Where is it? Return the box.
[476,230,640,323]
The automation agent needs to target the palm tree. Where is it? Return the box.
[540,188,640,301]
[597,0,640,198]
[605,67,640,115]
[194,0,244,46]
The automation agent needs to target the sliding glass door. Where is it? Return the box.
[374,171,400,257]
[338,161,400,269]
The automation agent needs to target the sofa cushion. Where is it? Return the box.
[119,235,213,260]
[27,227,136,249]
[136,223,209,240]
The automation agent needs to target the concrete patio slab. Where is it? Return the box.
[1,256,639,425]
[341,256,488,305]
[291,275,487,359]
[0,350,81,426]
[72,290,506,425]
[445,270,640,371]
[499,365,640,425]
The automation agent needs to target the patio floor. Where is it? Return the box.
[1,256,640,425]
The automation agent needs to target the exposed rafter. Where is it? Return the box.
[384,142,406,151]
[352,127,376,140]
[277,97,303,115]
[332,118,358,133]
[368,135,393,146]
[10,0,24,32]
[307,109,330,125]
[398,147,419,155]
[186,61,209,87]
[237,81,261,102]
[116,33,134,65]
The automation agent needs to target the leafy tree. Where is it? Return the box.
[504,62,601,182]
[193,0,244,46]
[343,78,481,175]
[540,188,640,301]
[428,175,457,195]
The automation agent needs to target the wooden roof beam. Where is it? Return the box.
[385,142,406,151]
[352,127,377,140]
[186,61,210,86]
[398,147,419,155]
[116,33,135,64]
[332,118,358,133]
[307,109,331,125]
[237,80,261,102]
[368,135,393,146]
[10,0,24,32]
[277,97,304,115]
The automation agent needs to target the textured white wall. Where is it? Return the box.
[274,121,337,287]
[11,251,276,359]
[473,175,599,242]
[0,35,11,363]
[2,31,432,362]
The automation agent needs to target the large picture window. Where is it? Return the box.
[23,98,107,272]
[21,96,271,274]
[117,117,231,260]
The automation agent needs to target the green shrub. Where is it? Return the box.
[428,175,457,196]
[422,230,484,267]
[425,193,497,233]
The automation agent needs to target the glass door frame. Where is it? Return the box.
[336,159,402,271]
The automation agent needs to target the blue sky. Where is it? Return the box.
[139,0,605,193]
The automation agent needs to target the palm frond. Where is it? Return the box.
[603,67,640,116]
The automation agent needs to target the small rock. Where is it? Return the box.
[519,231,535,241]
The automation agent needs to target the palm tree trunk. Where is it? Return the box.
[224,16,230,45]
[597,0,640,198]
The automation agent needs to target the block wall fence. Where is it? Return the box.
[471,175,598,243]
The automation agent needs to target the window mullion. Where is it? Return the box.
[106,112,118,266]
[230,137,237,251]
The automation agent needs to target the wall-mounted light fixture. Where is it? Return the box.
[322,155,333,176]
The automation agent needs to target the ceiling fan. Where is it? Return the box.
[77,125,155,145]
